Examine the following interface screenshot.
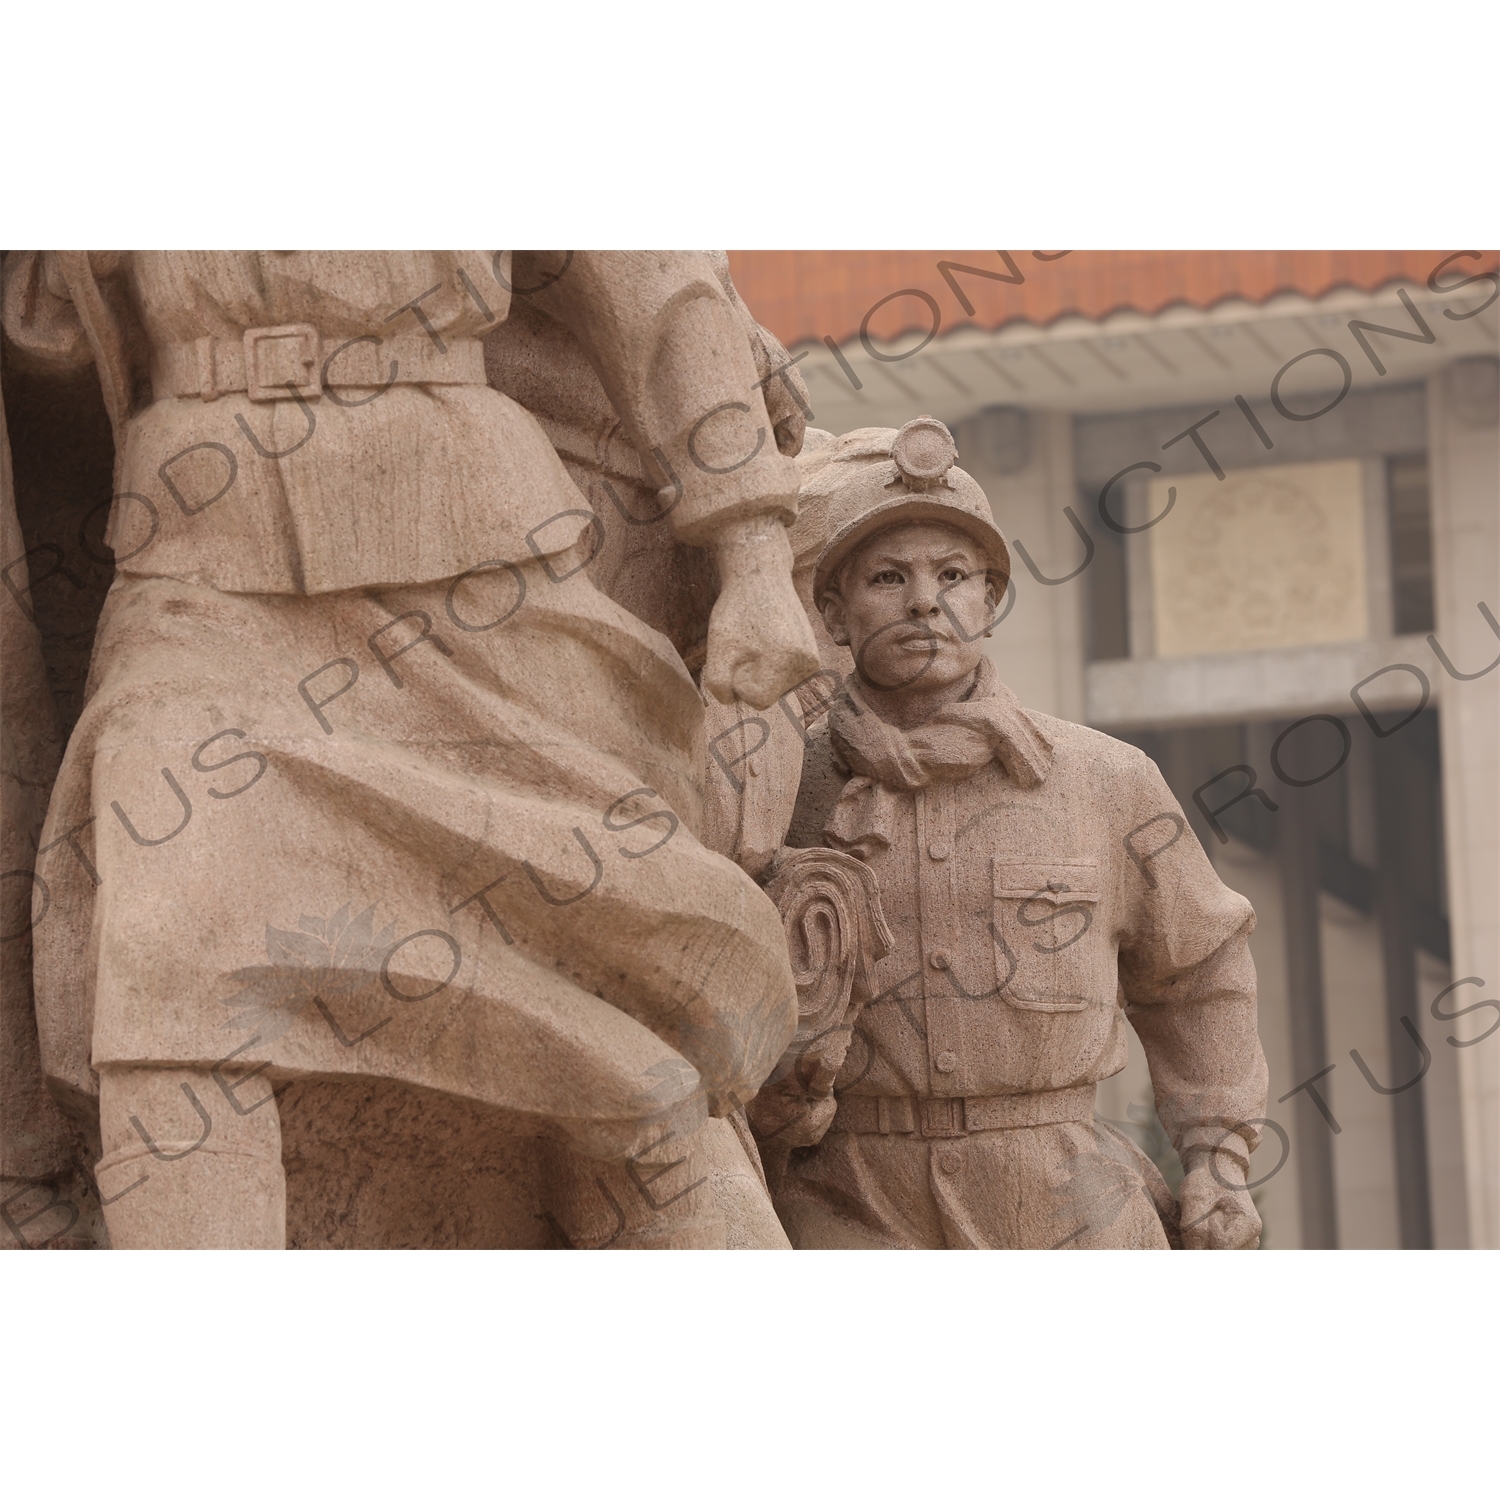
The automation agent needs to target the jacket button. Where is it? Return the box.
[929,950,950,970]
[935,1050,957,1073]
[937,1152,962,1175]
[928,841,951,861]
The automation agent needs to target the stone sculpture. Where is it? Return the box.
[731,419,1270,1248]
[1,250,820,1248]
[484,251,811,668]
[2,249,1269,1252]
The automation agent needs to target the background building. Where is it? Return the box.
[730,249,1500,1249]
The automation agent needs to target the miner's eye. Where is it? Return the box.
[939,567,966,583]
[871,569,903,585]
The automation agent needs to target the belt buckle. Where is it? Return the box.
[244,323,321,403]
[920,1097,966,1138]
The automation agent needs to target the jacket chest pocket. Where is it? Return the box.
[992,858,1102,1013]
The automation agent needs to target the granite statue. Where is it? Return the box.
[734,419,1271,1248]
[1,250,820,1248]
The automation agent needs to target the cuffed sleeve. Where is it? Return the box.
[521,251,801,545]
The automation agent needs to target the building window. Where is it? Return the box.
[1387,454,1435,636]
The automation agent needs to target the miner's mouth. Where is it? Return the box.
[892,627,951,648]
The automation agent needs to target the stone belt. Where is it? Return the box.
[831,1084,1097,1138]
[160,326,486,401]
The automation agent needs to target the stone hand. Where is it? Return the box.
[703,516,820,709]
[746,1087,838,1149]
[1178,1154,1262,1249]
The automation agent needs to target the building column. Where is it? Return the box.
[1427,358,1500,1249]
[1276,769,1340,1249]
[1372,730,1434,1248]
[974,409,1087,723]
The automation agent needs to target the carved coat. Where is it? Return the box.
[771,673,1270,1248]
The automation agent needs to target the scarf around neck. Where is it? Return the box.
[825,658,1053,856]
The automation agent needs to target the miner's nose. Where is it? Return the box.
[907,593,941,618]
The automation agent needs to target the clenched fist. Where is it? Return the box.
[1178,1151,1263,1250]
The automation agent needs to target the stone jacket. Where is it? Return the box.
[1,251,798,595]
[785,691,1270,1163]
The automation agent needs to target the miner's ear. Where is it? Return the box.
[821,591,850,647]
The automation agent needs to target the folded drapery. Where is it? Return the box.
[825,657,1053,857]
[32,553,797,1164]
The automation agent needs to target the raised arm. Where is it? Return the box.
[516,251,819,708]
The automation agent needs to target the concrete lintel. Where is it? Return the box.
[1085,636,1436,729]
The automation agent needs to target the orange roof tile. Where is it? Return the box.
[727,250,1500,349]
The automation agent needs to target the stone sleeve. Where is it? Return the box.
[1113,752,1269,1163]
[1,252,94,374]
[520,250,801,545]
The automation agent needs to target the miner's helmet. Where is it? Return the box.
[802,416,1011,610]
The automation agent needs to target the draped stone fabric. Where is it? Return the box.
[830,659,1052,793]
[825,658,1053,859]
[33,555,796,1163]
[4,251,805,1244]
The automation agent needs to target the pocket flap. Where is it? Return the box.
[993,858,1100,904]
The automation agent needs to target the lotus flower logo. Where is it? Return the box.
[220,903,396,1043]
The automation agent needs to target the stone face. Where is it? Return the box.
[1,250,819,1249]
